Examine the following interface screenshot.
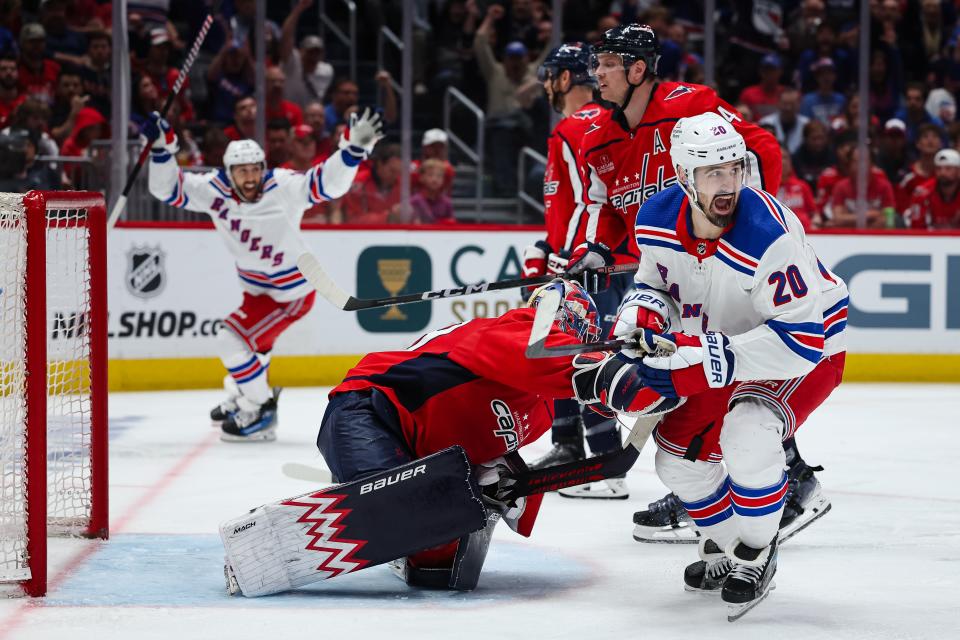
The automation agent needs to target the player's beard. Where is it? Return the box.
[238,181,262,203]
[549,84,565,114]
[701,191,738,228]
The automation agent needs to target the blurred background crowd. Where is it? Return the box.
[0,0,957,229]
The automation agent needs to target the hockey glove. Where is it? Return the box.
[475,457,531,534]
[635,331,735,398]
[566,242,614,291]
[547,249,569,275]
[572,352,683,416]
[339,107,385,161]
[141,111,178,159]
[521,240,553,302]
[612,291,671,360]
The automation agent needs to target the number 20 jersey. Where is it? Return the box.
[632,184,848,382]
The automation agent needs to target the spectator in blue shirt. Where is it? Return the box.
[800,58,846,125]
[895,82,944,145]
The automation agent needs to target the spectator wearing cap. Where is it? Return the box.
[905,148,960,229]
[760,87,809,154]
[828,144,897,228]
[283,124,318,171]
[411,158,456,224]
[796,22,849,91]
[18,24,61,106]
[777,145,817,230]
[474,3,549,195]
[0,55,24,130]
[800,57,845,126]
[265,118,292,168]
[224,95,257,141]
[896,122,945,213]
[877,118,910,185]
[280,0,335,107]
[302,101,333,160]
[41,0,88,59]
[412,128,455,196]
[737,54,785,122]
[141,27,196,124]
[895,82,944,145]
[925,88,956,127]
[207,37,254,124]
[265,67,303,127]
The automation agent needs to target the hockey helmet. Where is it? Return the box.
[223,139,266,201]
[591,23,660,80]
[537,42,596,87]
[670,112,749,215]
[528,278,602,343]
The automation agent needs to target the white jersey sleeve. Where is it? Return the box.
[147,153,221,213]
[728,233,825,381]
[274,148,364,214]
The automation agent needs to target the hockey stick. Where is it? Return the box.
[107,1,222,230]
[296,252,638,311]
[501,412,660,501]
[281,462,333,484]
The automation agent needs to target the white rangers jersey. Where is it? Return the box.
[148,148,362,302]
[631,184,848,381]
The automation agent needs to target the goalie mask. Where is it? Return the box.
[223,139,266,202]
[528,279,601,343]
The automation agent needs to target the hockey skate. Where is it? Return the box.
[221,388,281,442]
[558,475,629,499]
[210,374,241,427]
[722,537,779,622]
[778,460,831,542]
[683,538,733,593]
[632,491,696,543]
[529,441,584,470]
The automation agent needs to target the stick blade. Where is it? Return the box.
[297,252,352,310]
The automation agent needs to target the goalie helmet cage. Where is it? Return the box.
[0,191,108,598]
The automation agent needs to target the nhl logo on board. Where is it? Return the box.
[697,242,707,255]
[126,245,166,299]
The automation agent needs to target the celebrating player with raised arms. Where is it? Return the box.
[144,106,384,441]
[610,113,848,617]
[219,280,675,596]
[521,42,634,498]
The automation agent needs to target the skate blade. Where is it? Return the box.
[726,581,776,622]
[779,496,832,543]
[220,425,277,443]
[632,523,699,544]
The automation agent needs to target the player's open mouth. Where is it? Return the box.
[712,195,735,215]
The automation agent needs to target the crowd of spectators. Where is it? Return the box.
[0,0,956,229]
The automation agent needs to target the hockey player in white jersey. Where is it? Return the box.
[144,108,384,441]
[611,112,848,618]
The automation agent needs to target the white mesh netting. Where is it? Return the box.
[1,196,95,589]
[0,194,29,583]
[45,207,94,533]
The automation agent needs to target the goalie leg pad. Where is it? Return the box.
[220,446,489,597]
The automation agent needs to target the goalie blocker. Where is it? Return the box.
[221,446,488,597]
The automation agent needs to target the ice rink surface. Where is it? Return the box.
[1,383,958,640]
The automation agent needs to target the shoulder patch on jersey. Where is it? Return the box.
[663,85,696,101]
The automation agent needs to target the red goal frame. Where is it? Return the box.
[19,191,108,597]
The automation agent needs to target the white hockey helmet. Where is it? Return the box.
[223,139,266,200]
[669,112,748,205]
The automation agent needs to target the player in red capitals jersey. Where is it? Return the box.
[319,279,673,589]
[581,24,782,231]
[521,42,634,495]
[904,148,960,229]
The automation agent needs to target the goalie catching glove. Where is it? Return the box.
[141,111,178,158]
[572,352,683,416]
[339,107,385,161]
[633,331,736,398]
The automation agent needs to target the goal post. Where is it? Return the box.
[1,191,108,598]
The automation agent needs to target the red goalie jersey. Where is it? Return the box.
[581,81,783,251]
[544,102,633,261]
[330,308,578,464]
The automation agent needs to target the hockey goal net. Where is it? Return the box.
[0,191,108,597]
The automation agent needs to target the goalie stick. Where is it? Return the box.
[296,252,638,311]
[107,0,222,230]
